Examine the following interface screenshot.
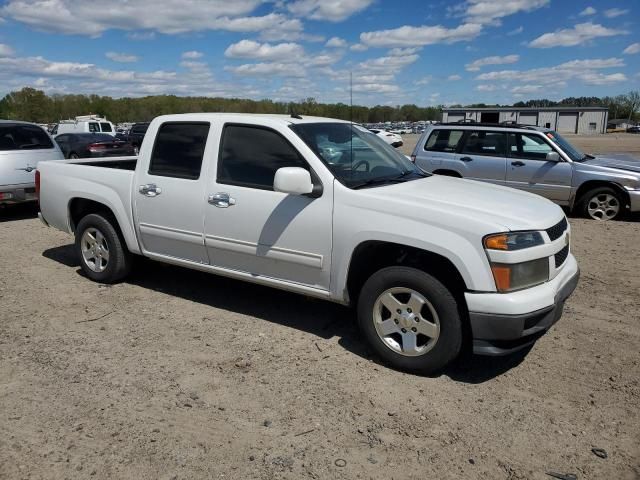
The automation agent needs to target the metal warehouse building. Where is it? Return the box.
[442,107,609,134]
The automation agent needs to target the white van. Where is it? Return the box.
[51,115,116,137]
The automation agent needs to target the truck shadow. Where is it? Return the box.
[0,203,39,222]
[44,244,529,383]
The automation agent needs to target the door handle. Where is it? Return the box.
[138,183,162,197]
[459,156,473,162]
[511,161,525,167]
[208,192,236,208]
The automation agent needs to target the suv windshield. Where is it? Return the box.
[546,131,586,161]
[291,123,425,188]
[0,124,54,150]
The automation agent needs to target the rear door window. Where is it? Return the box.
[0,124,54,150]
[100,122,113,132]
[508,133,554,160]
[148,122,210,180]
[460,131,507,157]
[424,129,463,152]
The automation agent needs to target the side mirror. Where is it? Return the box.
[546,152,560,162]
[274,167,314,195]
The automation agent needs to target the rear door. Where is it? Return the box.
[134,121,211,263]
[455,130,507,185]
[505,132,573,203]
[0,123,58,186]
[416,128,464,172]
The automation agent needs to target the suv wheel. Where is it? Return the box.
[357,266,462,374]
[75,213,131,283]
[578,186,623,221]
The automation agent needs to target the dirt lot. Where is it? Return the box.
[1,134,640,479]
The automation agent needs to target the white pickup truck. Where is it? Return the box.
[37,113,579,373]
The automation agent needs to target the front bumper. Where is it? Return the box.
[0,183,37,204]
[465,254,579,355]
[627,189,640,212]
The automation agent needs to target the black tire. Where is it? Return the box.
[69,152,79,159]
[357,266,462,374]
[75,213,131,283]
[576,186,623,221]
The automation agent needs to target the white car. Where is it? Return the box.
[52,115,116,137]
[0,120,64,205]
[369,128,403,148]
[37,113,579,373]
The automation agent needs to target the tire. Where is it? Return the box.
[357,266,462,374]
[75,213,132,283]
[577,186,623,221]
[69,153,79,159]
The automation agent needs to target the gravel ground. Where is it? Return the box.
[1,134,639,479]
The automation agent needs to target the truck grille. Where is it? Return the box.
[546,217,568,242]
[555,245,569,268]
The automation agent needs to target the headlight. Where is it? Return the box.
[484,231,544,250]
[490,258,549,292]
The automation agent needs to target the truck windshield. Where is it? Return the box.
[546,131,587,162]
[291,122,426,189]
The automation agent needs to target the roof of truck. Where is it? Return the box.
[152,113,351,125]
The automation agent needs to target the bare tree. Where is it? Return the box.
[626,91,639,123]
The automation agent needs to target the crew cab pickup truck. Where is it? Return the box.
[37,114,579,373]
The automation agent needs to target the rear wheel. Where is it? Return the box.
[578,186,623,221]
[357,266,462,374]
[75,213,131,283]
[69,152,79,159]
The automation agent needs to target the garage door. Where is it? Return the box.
[519,112,538,125]
[557,113,578,133]
[447,113,464,123]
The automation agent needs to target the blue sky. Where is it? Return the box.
[0,0,638,106]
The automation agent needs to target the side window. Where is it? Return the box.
[460,131,507,157]
[100,122,113,132]
[218,124,308,190]
[424,129,463,152]
[148,122,210,180]
[508,133,554,160]
[89,122,100,133]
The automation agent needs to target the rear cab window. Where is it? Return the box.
[0,124,54,150]
[148,122,210,180]
[424,129,464,152]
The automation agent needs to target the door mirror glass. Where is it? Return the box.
[273,167,313,195]
[546,152,560,162]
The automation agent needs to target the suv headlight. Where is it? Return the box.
[484,231,548,292]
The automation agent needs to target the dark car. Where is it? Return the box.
[128,122,149,154]
[627,126,640,134]
[54,133,135,159]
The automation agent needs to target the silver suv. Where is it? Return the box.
[1,120,64,205]
[411,123,640,220]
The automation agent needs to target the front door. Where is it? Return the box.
[203,123,333,290]
[134,121,211,263]
[456,130,508,185]
[505,133,573,204]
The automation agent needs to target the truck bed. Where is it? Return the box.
[68,156,137,171]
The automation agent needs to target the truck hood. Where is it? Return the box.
[581,155,640,174]
[363,175,565,232]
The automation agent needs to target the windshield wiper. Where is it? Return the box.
[351,170,427,189]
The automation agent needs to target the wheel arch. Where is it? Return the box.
[432,169,462,178]
[573,180,630,210]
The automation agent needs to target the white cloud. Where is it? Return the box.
[360,23,482,48]
[529,22,628,48]
[2,1,302,37]
[466,54,519,71]
[623,43,640,55]
[510,84,543,94]
[105,51,139,63]
[224,40,304,62]
[350,43,368,52]
[287,0,373,22]
[182,51,203,59]
[460,0,549,26]
[476,57,627,88]
[507,26,523,35]
[579,6,596,16]
[475,84,498,92]
[325,37,347,48]
[414,76,432,86]
[359,54,419,73]
[225,62,306,77]
[603,8,628,18]
[0,43,15,56]
[126,31,155,40]
[448,74,462,81]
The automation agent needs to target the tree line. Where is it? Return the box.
[0,87,638,124]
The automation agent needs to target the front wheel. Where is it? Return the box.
[75,213,131,283]
[357,266,462,374]
[577,186,623,221]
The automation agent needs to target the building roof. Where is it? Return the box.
[444,106,608,112]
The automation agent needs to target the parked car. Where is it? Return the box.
[54,133,135,159]
[127,122,150,154]
[37,113,579,373]
[51,115,116,137]
[369,128,403,148]
[627,126,640,134]
[0,120,64,205]
[411,122,640,221]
